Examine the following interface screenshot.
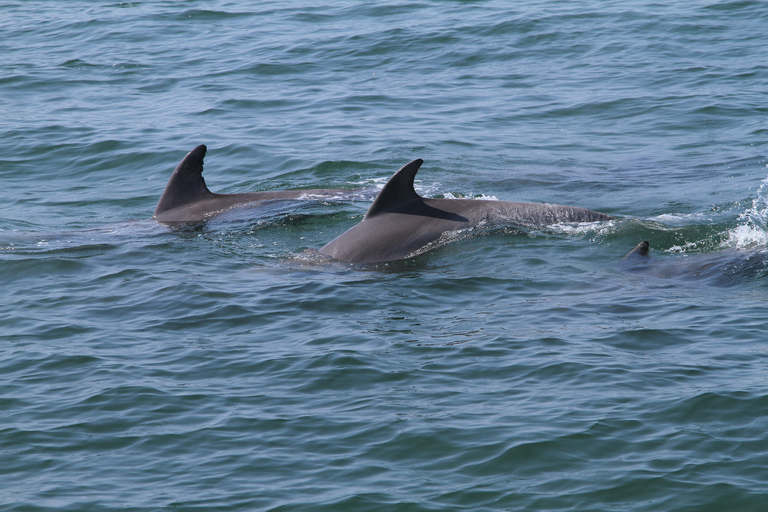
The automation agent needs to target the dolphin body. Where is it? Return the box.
[319,159,615,264]
[621,240,768,286]
[154,145,355,224]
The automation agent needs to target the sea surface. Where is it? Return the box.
[3,1,768,510]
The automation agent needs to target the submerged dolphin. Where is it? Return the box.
[154,145,355,223]
[622,240,768,286]
[319,159,615,263]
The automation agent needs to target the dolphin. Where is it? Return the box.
[154,145,356,224]
[319,158,615,263]
[622,240,651,262]
[621,240,768,285]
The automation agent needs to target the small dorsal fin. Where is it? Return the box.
[154,145,213,216]
[364,158,423,219]
[623,241,650,260]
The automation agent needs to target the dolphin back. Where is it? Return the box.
[319,158,615,264]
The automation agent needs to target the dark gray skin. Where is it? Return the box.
[319,158,615,264]
[154,145,354,224]
[621,240,768,286]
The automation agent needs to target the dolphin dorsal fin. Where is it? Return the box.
[154,145,213,216]
[364,158,424,219]
[623,241,650,260]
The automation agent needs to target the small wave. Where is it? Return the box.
[442,192,499,201]
[296,190,369,201]
[722,224,768,250]
[404,227,480,260]
[668,239,715,253]
[722,173,768,249]
[548,219,616,237]
[349,176,389,187]
[652,212,716,225]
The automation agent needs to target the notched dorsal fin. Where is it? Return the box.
[364,158,423,219]
[154,145,213,216]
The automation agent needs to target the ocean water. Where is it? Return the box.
[3,1,768,510]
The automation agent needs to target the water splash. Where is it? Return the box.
[724,174,768,249]
[442,192,499,201]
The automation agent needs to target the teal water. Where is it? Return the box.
[3,1,768,510]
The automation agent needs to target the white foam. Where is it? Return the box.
[548,219,616,236]
[723,224,768,249]
[441,192,499,201]
[349,176,388,187]
[668,240,708,253]
[724,173,768,249]
[652,212,712,225]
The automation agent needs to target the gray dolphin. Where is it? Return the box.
[154,145,355,224]
[319,158,615,263]
[622,240,651,261]
[621,240,768,285]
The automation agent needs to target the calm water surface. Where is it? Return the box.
[3,1,768,510]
